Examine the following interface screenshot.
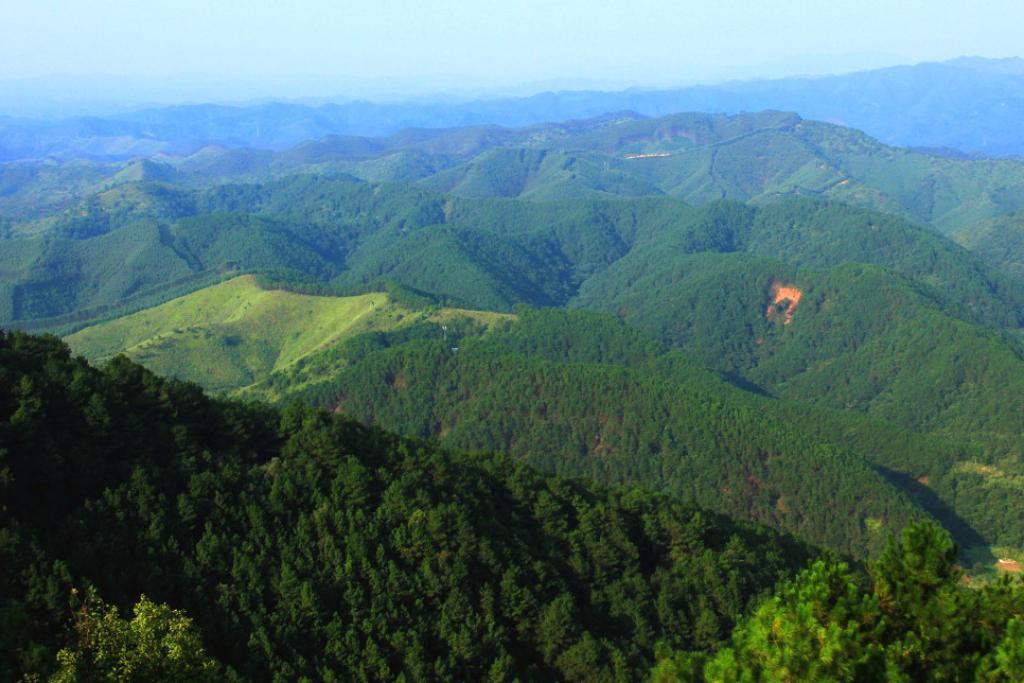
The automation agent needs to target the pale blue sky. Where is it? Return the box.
[2,0,1022,100]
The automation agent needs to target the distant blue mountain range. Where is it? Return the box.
[2,56,1023,161]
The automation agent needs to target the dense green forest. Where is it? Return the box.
[4,331,1024,680]
[4,172,1023,330]
[231,307,1021,557]
[60,193,1024,559]
[654,523,1024,682]
[954,210,1024,281]
[6,108,1024,679]
[248,309,927,558]
[0,330,816,681]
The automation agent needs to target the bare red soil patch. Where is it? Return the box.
[766,280,803,325]
[997,558,1022,573]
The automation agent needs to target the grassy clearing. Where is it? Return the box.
[66,275,510,393]
[954,461,1024,493]
[963,544,1024,583]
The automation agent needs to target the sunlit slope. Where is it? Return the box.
[66,275,510,393]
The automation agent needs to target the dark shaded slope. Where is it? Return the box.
[0,330,815,681]
[246,307,1022,553]
[247,309,933,558]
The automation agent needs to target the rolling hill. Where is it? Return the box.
[5,168,1023,331]
[5,83,1024,679]
[57,193,1024,562]
[6,107,1024,591]
[65,274,510,393]
[69,278,1021,562]
[8,109,1024,240]
[70,286,936,559]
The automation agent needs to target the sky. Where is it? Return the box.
[2,0,1023,111]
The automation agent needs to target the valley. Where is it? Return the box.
[18,121,1024,571]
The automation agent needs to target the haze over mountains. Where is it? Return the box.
[3,57,1024,163]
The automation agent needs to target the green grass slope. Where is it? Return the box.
[66,275,510,394]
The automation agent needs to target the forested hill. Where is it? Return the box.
[49,184,1024,562]
[228,304,1022,560]
[3,173,1022,331]
[6,81,1024,679]
[65,273,1024,562]
[0,329,815,681]
[7,108,1024,234]
[6,330,1024,680]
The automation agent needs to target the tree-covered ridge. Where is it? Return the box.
[418,114,1024,233]
[4,170,1020,331]
[953,210,1024,281]
[654,523,1024,682]
[7,106,1024,231]
[577,247,1024,455]
[57,186,1024,551]
[574,252,1024,551]
[225,306,1021,561]
[0,330,815,681]
[231,308,934,556]
[64,258,1024,560]
[567,198,1024,329]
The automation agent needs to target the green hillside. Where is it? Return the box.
[65,278,938,558]
[402,112,1024,233]
[0,330,815,681]
[9,110,1024,239]
[953,210,1024,280]
[421,148,663,200]
[7,114,1024,585]
[280,323,932,558]
[53,190,1024,558]
[6,323,1024,683]
[237,306,1022,561]
[156,109,1024,234]
[66,274,510,394]
[576,250,1024,448]
[6,168,1019,331]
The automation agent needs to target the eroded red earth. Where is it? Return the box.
[766,281,803,325]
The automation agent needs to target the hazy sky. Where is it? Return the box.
[3,0,1023,102]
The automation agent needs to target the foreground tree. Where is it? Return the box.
[50,591,220,682]
[654,522,1024,682]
